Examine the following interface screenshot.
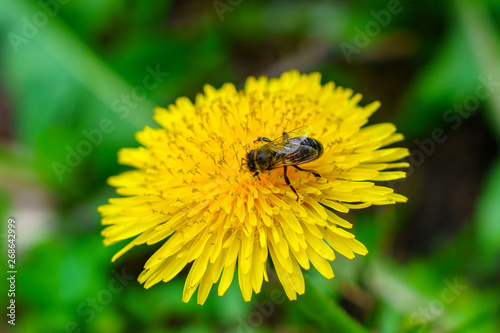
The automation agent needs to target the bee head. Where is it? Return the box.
[246,150,257,172]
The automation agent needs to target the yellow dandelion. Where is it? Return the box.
[98,70,409,305]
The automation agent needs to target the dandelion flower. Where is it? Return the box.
[98,70,409,304]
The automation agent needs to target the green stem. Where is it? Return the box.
[297,278,368,333]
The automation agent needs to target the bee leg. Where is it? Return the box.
[293,165,321,178]
[253,171,261,180]
[283,166,299,201]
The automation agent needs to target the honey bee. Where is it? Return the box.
[246,126,324,200]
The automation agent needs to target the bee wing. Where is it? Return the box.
[281,145,319,165]
[284,126,312,139]
[266,143,318,169]
[263,126,317,169]
[270,126,312,144]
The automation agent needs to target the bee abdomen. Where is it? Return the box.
[301,138,324,156]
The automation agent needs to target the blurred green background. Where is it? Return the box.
[1,0,500,332]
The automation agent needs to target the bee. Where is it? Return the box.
[246,126,324,200]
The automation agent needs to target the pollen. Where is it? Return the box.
[98,70,409,304]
